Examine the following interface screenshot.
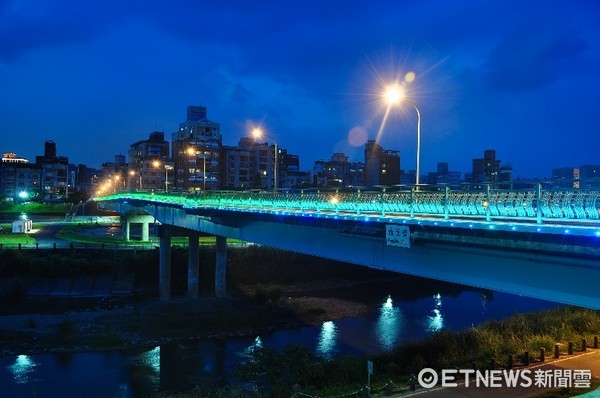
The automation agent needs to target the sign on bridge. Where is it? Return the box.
[386,224,411,248]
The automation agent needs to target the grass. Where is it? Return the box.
[0,233,36,245]
[0,202,71,214]
[55,223,246,246]
[385,307,600,374]
[55,224,136,246]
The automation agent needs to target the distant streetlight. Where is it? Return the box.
[187,147,206,191]
[114,174,122,192]
[383,83,422,187]
[18,191,29,200]
[129,170,142,191]
[251,128,278,191]
[152,161,173,192]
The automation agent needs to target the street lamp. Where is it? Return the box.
[383,84,422,187]
[152,160,172,192]
[129,170,142,191]
[114,174,122,192]
[251,128,278,191]
[187,147,207,191]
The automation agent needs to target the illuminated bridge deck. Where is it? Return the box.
[97,187,600,238]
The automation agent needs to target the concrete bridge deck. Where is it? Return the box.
[95,188,600,309]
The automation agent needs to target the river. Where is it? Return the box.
[0,278,558,397]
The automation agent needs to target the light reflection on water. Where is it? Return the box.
[0,284,559,396]
[242,336,263,358]
[139,346,160,374]
[375,295,402,351]
[427,293,444,332]
[316,321,337,359]
[481,292,489,315]
[9,355,37,384]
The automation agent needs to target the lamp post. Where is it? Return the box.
[165,165,173,192]
[153,160,172,192]
[384,84,422,187]
[114,174,122,193]
[129,170,141,191]
[251,128,278,191]
[187,147,207,191]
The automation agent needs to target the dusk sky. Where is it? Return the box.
[1,0,599,179]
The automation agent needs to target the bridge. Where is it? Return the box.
[96,184,600,309]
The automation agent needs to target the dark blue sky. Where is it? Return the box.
[1,0,599,178]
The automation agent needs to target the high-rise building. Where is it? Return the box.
[313,153,364,187]
[364,140,400,186]
[0,153,41,202]
[426,162,461,187]
[99,154,130,192]
[471,149,500,183]
[172,106,222,191]
[128,131,171,191]
[222,137,283,189]
[468,149,512,188]
[35,140,69,201]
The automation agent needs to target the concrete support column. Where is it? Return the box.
[123,220,131,241]
[159,228,172,301]
[142,222,150,241]
[215,236,227,298]
[188,232,200,299]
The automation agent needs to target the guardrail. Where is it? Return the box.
[97,184,600,225]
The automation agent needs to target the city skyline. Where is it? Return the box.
[1,1,599,178]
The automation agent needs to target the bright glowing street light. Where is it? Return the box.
[251,128,278,191]
[152,160,171,191]
[383,83,422,187]
[18,191,29,200]
[129,170,142,191]
[187,147,206,191]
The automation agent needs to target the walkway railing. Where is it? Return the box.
[97,182,600,226]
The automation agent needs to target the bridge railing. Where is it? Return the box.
[99,182,600,225]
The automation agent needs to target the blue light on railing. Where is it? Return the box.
[97,189,600,237]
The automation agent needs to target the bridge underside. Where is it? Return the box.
[106,201,600,309]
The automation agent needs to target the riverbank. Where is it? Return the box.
[0,275,381,358]
[0,245,409,358]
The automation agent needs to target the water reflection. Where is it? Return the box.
[242,336,263,358]
[139,346,160,374]
[316,321,337,359]
[9,355,38,384]
[427,293,444,332]
[376,295,402,351]
[481,292,488,315]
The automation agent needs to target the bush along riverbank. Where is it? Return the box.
[235,306,600,397]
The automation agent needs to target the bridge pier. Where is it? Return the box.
[123,219,130,240]
[122,214,153,241]
[215,236,227,297]
[159,226,172,301]
[142,222,150,241]
[188,232,200,299]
